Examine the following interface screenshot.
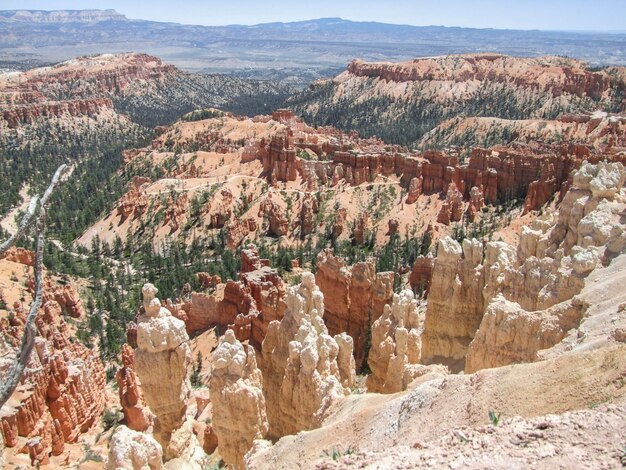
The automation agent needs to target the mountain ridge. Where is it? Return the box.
[2,9,626,84]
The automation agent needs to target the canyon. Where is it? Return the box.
[1,50,626,469]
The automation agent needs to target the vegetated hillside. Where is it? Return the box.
[419,112,626,149]
[0,52,290,213]
[289,54,626,146]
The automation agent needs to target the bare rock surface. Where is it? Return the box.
[107,425,162,470]
[209,330,268,468]
[135,283,191,460]
[261,272,353,439]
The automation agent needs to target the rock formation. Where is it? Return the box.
[106,425,162,470]
[409,255,434,296]
[209,330,268,468]
[405,176,423,204]
[467,185,485,221]
[116,344,152,432]
[169,247,287,349]
[0,298,105,466]
[366,290,426,393]
[315,251,394,368]
[299,193,318,237]
[437,182,463,225]
[258,194,289,237]
[134,283,191,459]
[352,212,370,244]
[420,161,626,372]
[420,237,489,371]
[261,273,353,438]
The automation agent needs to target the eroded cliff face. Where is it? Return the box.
[0,295,105,466]
[346,55,619,98]
[171,247,287,348]
[315,250,394,369]
[116,344,153,432]
[367,290,442,394]
[209,330,268,468]
[134,283,191,460]
[260,273,353,439]
[106,425,163,470]
[421,161,626,372]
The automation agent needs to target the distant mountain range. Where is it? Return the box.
[1,9,626,84]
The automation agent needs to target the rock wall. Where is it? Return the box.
[134,284,191,460]
[116,344,152,432]
[420,237,488,371]
[106,425,162,470]
[465,160,626,372]
[261,273,353,439]
[175,247,287,347]
[209,330,268,468]
[0,299,105,466]
[421,161,626,373]
[345,55,615,99]
[366,290,428,393]
[315,250,394,369]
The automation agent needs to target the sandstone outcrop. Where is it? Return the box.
[116,344,152,432]
[261,273,352,438]
[209,330,268,468]
[260,133,298,183]
[409,255,434,296]
[467,185,485,221]
[421,160,626,372]
[405,176,423,204]
[134,283,191,459]
[172,248,287,348]
[299,193,318,237]
[352,212,370,244]
[437,182,463,225]
[367,290,425,393]
[0,298,105,465]
[345,55,615,99]
[107,425,162,470]
[315,251,394,368]
[258,194,288,237]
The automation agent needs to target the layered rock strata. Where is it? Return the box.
[0,298,105,465]
[367,290,426,393]
[134,283,191,459]
[116,344,152,432]
[315,251,394,368]
[209,330,268,468]
[261,273,353,439]
[420,161,626,372]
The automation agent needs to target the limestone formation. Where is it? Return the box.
[258,194,288,237]
[409,255,434,296]
[299,193,318,237]
[315,251,394,368]
[420,237,487,371]
[405,176,423,204]
[0,293,105,466]
[420,161,626,373]
[437,182,463,225]
[116,344,152,432]
[352,212,370,244]
[367,290,428,393]
[209,330,268,468]
[134,284,191,459]
[261,273,352,439]
[467,185,485,221]
[107,425,162,470]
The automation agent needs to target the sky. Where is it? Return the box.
[2,0,625,32]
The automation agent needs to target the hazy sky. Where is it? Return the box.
[3,0,625,31]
